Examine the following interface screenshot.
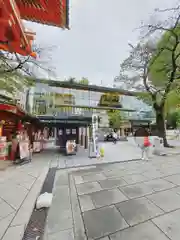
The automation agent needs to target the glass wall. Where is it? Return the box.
[28,83,124,116]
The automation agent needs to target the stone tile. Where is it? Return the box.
[120,183,154,199]
[142,170,164,179]
[9,172,36,190]
[76,182,102,195]
[74,175,83,184]
[0,213,15,239]
[54,171,69,187]
[48,228,74,240]
[90,189,128,208]
[82,173,106,183]
[103,170,126,178]
[110,221,169,240]
[0,200,15,220]
[147,189,180,212]
[99,178,127,189]
[69,175,86,240]
[47,182,73,234]
[11,167,48,227]
[0,182,28,210]
[98,237,109,240]
[116,197,163,226]
[164,174,180,185]
[83,205,128,239]
[52,186,71,211]
[73,166,101,176]
[2,225,25,240]
[47,209,73,233]
[122,174,149,184]
[152,209,180,240]
[144,178,175,192]
[172,186,180,195]
[58,159,66,169]
[79,195,95,212]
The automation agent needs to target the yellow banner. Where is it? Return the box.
[54,93,74,107]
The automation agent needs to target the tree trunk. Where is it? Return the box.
[155,105,170,147]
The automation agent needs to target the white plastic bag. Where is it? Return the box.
[36,192,53,209]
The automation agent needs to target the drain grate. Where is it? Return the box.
[23,167,56,240]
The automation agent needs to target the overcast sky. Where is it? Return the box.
[26,0,177,85]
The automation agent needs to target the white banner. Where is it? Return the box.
[19,141,29,159]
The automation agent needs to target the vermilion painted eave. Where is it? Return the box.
[16,0,69,28]
[0,104,25,117]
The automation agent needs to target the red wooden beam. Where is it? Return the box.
[16,0,68,28]
[0,0,36,57]
[0,104,25,117]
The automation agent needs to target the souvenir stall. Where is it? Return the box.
[33,130,42,153]
[0,103,41,161]
[0,104,25,160]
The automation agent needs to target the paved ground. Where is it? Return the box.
[45,154,180,240]
[1,140,180,240]
[57,142,142,169]
[0,151,56,240]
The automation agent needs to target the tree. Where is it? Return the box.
[79,77,89,85]
[66,77,89,85]
[67,77,76,83]
[107,110,122,129]
[166,110,180,129]
[0,44,55,95]
[117,7,180,147]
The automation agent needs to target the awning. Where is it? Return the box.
[0,103,25,117]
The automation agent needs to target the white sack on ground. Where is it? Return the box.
[36,192,53,209]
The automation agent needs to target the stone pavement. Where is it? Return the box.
[58,142,142,169]
[128,137,180,156]
[0,151,57,240]
[45,155,180,240]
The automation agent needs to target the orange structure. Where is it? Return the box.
[0,0,69,57]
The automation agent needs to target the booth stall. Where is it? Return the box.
[0,103,40,161]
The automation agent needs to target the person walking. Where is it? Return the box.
[141,136,151,160]
[112,131,117,144]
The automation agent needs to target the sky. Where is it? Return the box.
[26,0,177,86]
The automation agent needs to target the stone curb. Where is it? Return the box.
[58,158,142,170]
[2,166,49,240]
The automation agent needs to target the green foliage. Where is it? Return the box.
[167,110,180,128]
[136,92,153,106]
[0,71,34,95]
[79,77,89,85]
[164,90,180,114]
[66,77,89,85]
[149,25,180,88]
[137,90,180,116]
[107,110,122,129]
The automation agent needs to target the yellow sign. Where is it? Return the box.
[54,93,74,108]
[99,93,121,106]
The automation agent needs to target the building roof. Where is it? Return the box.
[33,78,141,96]
[38,114,92,125]
[16,0,69,28]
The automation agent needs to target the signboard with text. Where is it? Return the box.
[31,84,129,116]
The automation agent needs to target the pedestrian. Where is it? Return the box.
[112,131,117,144]
[141,136,151,160]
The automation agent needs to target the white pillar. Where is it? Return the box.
[82,127,85,148]
[79,128,81,145]
[87,127,90,147]
[121,127,125,137]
